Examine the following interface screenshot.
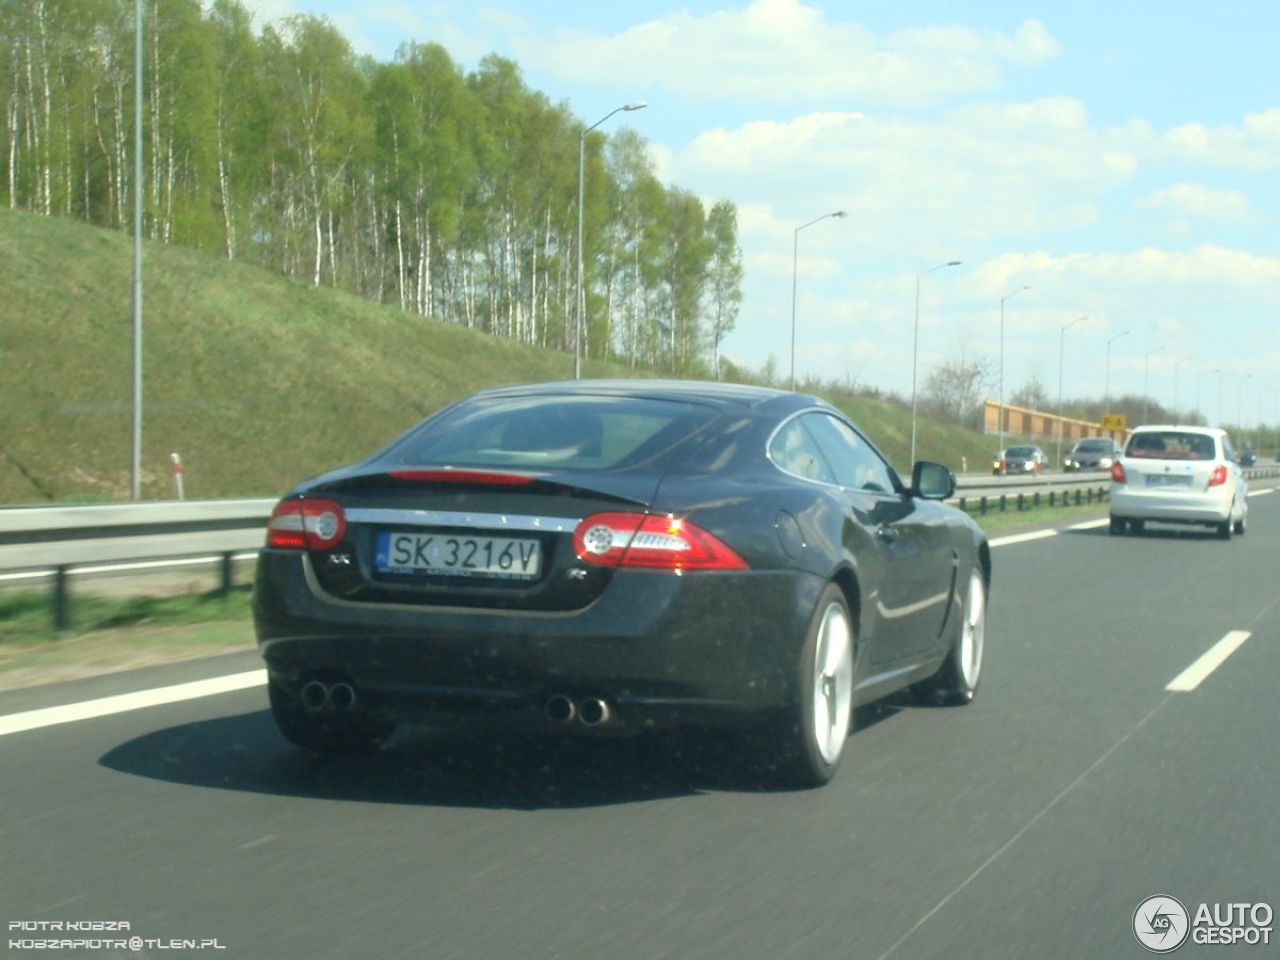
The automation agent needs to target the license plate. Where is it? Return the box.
[1146,474,1191,487]
[375,531,542,579]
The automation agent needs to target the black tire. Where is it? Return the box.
[1217,519,1232,540]
[1109,515,1125,536]
[1233,514,1246,536]
[914,567,986,706]
[759,583,855,789]
[268,680,395,754]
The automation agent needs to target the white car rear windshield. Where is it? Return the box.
[1125,431,1216,461]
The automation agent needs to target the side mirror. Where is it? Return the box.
[911,460,955,500]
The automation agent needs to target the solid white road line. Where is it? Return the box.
[1247,488,1274,498]
[1066,518,1110,530]
[1166,631,1252,692]
[0,670,266,738]
[989,529,1059,548]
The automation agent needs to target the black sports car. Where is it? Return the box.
[254,380,991,787]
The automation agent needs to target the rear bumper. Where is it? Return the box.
[253,551,821,731]
[1110,485,1234,523]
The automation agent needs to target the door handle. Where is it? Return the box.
[877,524,899,543]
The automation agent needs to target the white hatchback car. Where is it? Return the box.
[1109,426,1248,539]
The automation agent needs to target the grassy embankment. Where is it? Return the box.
[1,207,1031,503]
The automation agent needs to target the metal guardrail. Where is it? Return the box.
[2,465,1277,628]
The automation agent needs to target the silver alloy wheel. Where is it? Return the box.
[812,601,854,765]
[959,569,986,691]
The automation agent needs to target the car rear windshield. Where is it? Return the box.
[1074,439,1110,453]
[1006,446,1037,457]
[394,395,720,471]
[1125,431,1216,460]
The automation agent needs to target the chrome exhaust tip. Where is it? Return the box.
[546,695,576,723]
[578,698,610,726]
[300,680,330,713]
[329,682,356,712]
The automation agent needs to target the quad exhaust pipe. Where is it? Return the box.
[300,679,358,714]
[544,695,611,726]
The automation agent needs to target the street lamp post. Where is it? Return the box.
[1217,370,1225,427]
[1172,357,1188,422]
[575,101,646,380]
[1196,368,1216,423]
[1142,346,1163,425]
[789,210,847,391]
[1056,316,1085,469]
[1103,329,1130,412]
[131,0,143,500]
[997,286,1030,460]
[909,260,962,464]
[1237,373,1253,438]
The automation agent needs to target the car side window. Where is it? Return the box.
[1222,438,1235,463]
[802,414,898,494]
[768,419,836,485]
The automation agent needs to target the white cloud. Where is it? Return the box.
[672,99,1136,256]
[1159,110,1280,170]
[971,247,1280,300]
[1138,183,1252,223]
[505,2,1059,107]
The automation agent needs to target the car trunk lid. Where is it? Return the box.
[299,467,664,611]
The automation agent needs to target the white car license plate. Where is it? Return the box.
[1145,474,1191,487]
[375,531,541,579]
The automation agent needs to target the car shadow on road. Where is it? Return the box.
[98,703,903,809]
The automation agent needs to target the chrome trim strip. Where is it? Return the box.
[345,508,581,533]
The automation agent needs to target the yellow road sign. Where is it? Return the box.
[1101,414,1127,432]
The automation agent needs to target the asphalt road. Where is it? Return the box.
[2,490,1277,959]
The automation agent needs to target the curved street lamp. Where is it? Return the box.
[789,210,847,391]
[1171,356,1189,422]
[1237,373,1253,436]
[574,101,647,380]
[1142,345,1164,425]
[1103,330,1129,412]
[1056,316,1086,469]
[997,286,1030,460]
[909,260,962,464]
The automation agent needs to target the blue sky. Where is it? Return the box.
[251,0,1280,426]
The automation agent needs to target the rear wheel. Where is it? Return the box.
[915,567,986,705]
[268,679,395,754]
[1109,515,1125,536]
[761,583,854,789]
[1233,512,1247,536]
[1217,519,1233,540]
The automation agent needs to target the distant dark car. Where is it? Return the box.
[994,444,1048,475]
[1239,449,1256,467]
[254,380,991,788]
[1064,437,1122,472]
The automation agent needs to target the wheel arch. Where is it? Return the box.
[829,564,862,653]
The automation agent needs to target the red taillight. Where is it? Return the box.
[1110,462,1127,484]
[572,512,748,571]
[388,469,534,486]
[1208,465,1228,487]
[266,498,347,550]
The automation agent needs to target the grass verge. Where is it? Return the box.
[0,587,254,691]
[967,499,1109,534]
